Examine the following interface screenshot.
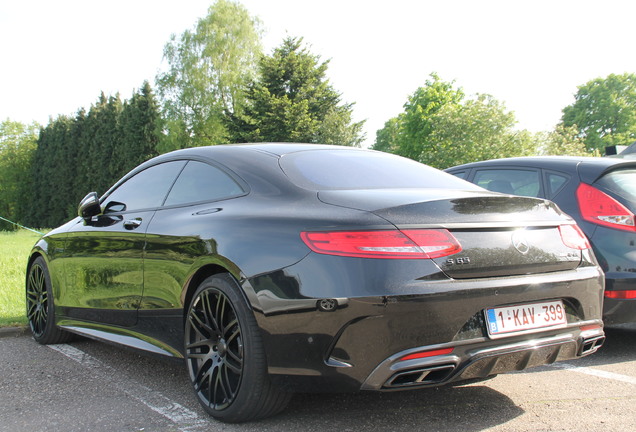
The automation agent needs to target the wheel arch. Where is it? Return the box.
[182,263,256,324]
[25,250,46,286]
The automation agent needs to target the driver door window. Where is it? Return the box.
[103,161,186,212]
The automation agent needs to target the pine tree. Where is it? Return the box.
[231,37,365,146]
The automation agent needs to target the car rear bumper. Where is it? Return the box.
[361,325,604,390]
[247,259,605,393]
[603,274,636,324]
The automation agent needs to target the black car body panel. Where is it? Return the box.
[27,145,605,420]
[446,156,636,324]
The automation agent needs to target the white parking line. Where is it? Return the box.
[550,362,636,386]
[48,344,214,432]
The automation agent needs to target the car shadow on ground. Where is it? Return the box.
[235,326,636,430]
[254,383,523,431]
[70,335,524,431]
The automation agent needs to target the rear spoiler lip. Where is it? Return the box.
[392,220,576,230]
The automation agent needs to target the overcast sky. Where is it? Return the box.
[1,0,635,147]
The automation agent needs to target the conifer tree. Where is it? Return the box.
[231,37,365,146]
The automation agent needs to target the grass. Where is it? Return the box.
[0,229,42,327]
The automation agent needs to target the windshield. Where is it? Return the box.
[279,149,482,191]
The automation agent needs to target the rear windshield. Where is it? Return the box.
[279,149,481,191]
[596,168,636,203]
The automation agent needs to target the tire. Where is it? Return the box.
[26,256,73,344]
[184,273,291,423]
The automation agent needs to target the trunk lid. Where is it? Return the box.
[318,189,582,279]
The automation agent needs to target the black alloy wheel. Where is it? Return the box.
[184,274,291,422]
[187,284,244,410]
[26,257,72,344]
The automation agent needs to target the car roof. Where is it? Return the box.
[156,143,359,159]
[446,155,636,184]
[448,155,636,172]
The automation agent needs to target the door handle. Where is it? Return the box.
[123,218,142,230]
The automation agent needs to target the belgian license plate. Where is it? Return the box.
[485,300,567,338]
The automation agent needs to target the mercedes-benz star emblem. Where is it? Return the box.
[511,230,530,255]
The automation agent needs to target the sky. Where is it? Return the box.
[1,0,636,148]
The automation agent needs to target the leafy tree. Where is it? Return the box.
[394,74,464,161]
[0,120,39,230]
[231,37,365,146]
[535,124,595,157]
[427,94,536,168]
[373,75,536,168]
[156,0,262,150]
[373,118,400,154]
[562,73,636,153]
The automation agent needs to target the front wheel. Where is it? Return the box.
[184,273,291,422]
[26,256,73,344]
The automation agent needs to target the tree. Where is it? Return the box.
[535,124,595,157]
[115,81,161,179]
[156,0,262,150]
[0,120,39,230]
[562,73,636,153]
[231,37,365,146]
[394,74,464,161]
[427,94,536,168]
[23,84,162,228]
[373,75,534,168]
[372,118,400,154]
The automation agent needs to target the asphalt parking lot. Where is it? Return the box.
[1,325,635,432]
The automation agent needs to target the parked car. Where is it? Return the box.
[446,156,636,325]
[27,144,605,423]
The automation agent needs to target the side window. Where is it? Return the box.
[103,161,186,212]
[546,172,570,198]
[473,169,543,197]
[449,170,467,180]
[164,161,245,206]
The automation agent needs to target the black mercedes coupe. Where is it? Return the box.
[26,144,605,422]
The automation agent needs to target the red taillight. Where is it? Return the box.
[300,229,462,259]
[577,183,636,231]
[604,290,636,299]
[399,347,454,361]
[558,224,590,250]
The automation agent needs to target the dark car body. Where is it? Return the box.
[27,144,605,422]
[446,156,636,325]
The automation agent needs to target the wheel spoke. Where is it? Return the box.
[186,339,211,351]
[224,322,239,342]
[193,359,212,392]
[188,309,213,339]
[214,365,230,406]
[202,292,221,333]
[215,294,227,333]
[26,304,36,320]
[222,362,237,397]
[226,340,243,362]
[26,285,38,298]
[225,356,242,374]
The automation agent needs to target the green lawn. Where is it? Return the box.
[0,230,41,327]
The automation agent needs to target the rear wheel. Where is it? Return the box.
[184,273,291,422]
[26,256,73,344]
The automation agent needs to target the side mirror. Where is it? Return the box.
[78,192,101,218]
